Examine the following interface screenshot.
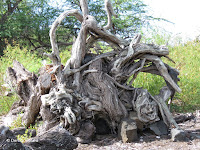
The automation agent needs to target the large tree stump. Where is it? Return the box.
[5,0,182,144]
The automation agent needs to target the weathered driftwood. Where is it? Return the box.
[5,0,182,143]
[6,61,41,126]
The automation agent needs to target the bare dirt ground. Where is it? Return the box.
[1,113,200,150]
[76,113,200,150]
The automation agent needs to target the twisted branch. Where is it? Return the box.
[44,9,83,66]
[104,0,117,30]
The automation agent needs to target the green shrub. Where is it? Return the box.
[169,41,200,112]
[60,49,71,64]
[9,115,23,130]
[132,73,165,96]
[17,123,38,143]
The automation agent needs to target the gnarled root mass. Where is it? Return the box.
[5,0,181,143]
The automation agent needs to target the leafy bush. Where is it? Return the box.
[60,49,71,64]
[169,41,200,112]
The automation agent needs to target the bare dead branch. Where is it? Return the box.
[44,9,83,65]
[128,58,146,86]
[63,51,116,76]
[140,65,160,75]
[143,54,181,93]
[105,73,135,90]
[80,0,89,17]
[104,0,117,30]
[152,92,179,129]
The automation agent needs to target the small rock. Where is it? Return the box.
[118,118,138,143]
[174,113,195,123]
[76,121,96,144]
[24,125,78,150]
[0,125,26,150]
[149,120,169,136]
[156,136,160,139]
[12,127,26,136]
[171,128,188,142]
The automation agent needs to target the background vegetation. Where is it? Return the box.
[0,0,199,116]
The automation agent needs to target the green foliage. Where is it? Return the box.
[0,44,42,115]
[17,129,31,143]
[60,48,72,64]
[133,73,165,95]
[0,44,42,73]
[0,0,62,54]
[0,94,18,116]
[168,41,200,112]
[9,115,23,130]
[112,0,150,38]
[0,0,161,55]
[141,27,171,45]
[17,123,38,143]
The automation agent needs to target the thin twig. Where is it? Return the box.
[105,73,135,90]
[128,58,146,86]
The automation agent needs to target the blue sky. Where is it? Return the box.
[143,0,200,42]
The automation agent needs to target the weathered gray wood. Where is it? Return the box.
[111,43,169,79]
[153,89,179,129]
[4,0,183,144]
[44,9,83,66]
[104,0,117,30]
[80,0,89,17]
[6,61,41,126]
[82,59,128,124]
[143,54,181,93]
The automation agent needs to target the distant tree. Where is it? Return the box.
[0,0,22,54]
[65,0,155,39]
[0,0,66,54]
[0,0,159,55]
